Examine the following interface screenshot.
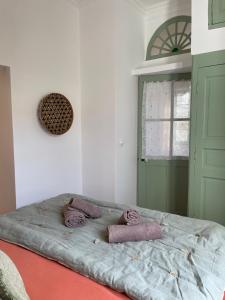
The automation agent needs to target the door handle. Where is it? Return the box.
[138,158,146,162]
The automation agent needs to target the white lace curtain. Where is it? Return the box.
[142,80,191,160]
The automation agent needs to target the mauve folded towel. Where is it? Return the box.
[69,197,102,219]
[108,223,162,243]
[63,205,87,228]
[119,209,141,226]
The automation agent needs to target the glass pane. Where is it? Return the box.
[177,22,186,33]
[151,47,160,56]
[160,29,168,41]
[173,121,190,157]
[154,37,163,48]
[145,121,170,158]
[144,81,171,119]
[168,23,175,35]
[174,80,191,118]
[186,23,191,35]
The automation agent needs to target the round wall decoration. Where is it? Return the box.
[38,93,74,135]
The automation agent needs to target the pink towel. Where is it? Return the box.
[108,223,162,243]
[118,209,141,226]
[63,205,87,228]
[69,197,102,219]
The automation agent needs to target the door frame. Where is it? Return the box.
[137,72,192,212]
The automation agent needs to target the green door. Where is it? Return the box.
[137,73,191,215]
[189,51,225,226]
[209,0,225,29]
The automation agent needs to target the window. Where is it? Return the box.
[146,16,191,61]
[142,80,191,160]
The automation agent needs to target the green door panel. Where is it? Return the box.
[189,51,225,226]
[203,178,225,223]
[209,0,225,29]
[137,73,191,215]
[138,161,171,213]
[138,160,188,215]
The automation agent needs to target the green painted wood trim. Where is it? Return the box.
[137,76,144,202]
[137,72,191,213]
[190,49,225,70]
[187,55,199,218]
[139,73,192,87]
[209,0,225,29]
[138,160,189,215]
[188,49,225,222]
[144,160,189,167]
[146,16,191,61]
[209,0,214,28]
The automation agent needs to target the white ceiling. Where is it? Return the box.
[137,0,167,9]
[137,0,188,10]
[74,0,167,9]
[72,0,189,13]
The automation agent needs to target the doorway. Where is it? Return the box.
[137,73,191,216]
[0,65,16,213]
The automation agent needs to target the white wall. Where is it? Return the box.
[115,0,144,205]
[0,0,82,208]
[192,0,225,54]
[145,0,191,59]
[80,0,144,204]
[0,0,196,209]
[80,0,116,202]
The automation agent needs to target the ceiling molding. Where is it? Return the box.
[127,0,147,14]
[144,0,191,21]
[66,0,191,17]
[127,0,191,18]
[69,0,145,12]
[66,0,146,13]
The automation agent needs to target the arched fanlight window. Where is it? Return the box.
[146,16,191,61]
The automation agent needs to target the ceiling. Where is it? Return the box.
[73,0,189,13]
[137,0,188,10]
[137,0,167,9]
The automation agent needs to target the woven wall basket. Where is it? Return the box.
[38,93,74,135]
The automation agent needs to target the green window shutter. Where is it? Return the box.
[209,0,225,29]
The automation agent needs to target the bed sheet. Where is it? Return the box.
[0,240,129,300]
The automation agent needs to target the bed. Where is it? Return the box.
[0,193,224,300]
[0,241,224,300]
[0,239,129,300]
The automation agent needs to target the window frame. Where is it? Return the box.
[146,16,191,61]
[138,73,192,162]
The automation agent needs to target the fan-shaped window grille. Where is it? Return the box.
[146,16,191,61]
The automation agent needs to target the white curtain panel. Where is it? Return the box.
[173,80,191,157]
[174,80,191,119]
[144,81,171,120]
[142,80,191,160]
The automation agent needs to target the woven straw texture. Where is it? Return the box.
[38,93,73,135]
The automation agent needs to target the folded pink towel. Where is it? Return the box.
[69,197,102,219]
[118,209,141,226]
[108,223,162,243]
[63,205,87,228]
